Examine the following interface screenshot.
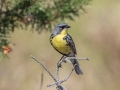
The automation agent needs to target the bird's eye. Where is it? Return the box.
[59,26,63,29]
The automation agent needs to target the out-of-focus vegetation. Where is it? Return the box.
[0,0,91,56]
[0,0,120,90]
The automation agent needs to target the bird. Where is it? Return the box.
[50,23,83,75]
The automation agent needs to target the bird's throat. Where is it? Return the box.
[60,29,68,35]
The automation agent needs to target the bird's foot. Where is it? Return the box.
[57,62,62,68]
[63,60,67,63]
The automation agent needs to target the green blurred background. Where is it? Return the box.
[0,0,120,90]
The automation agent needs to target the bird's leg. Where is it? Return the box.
[57,56,65,68]
[56,56,64,81]
[56,56,68,81]
[62,56,67,63]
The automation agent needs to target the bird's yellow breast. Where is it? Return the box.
[51,32,72,55]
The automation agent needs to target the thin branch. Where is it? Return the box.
[56,56,65,81]
[65,57,89,61]
[40,68,44,90]
[31,55,66,90]
[31,55,57,82]
[47,65,75,88]
[56,65,59,81]
[31,55,89,90]
[59,65,75,84]
[39,56,45,90]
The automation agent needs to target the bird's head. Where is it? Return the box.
[53,23,70,35]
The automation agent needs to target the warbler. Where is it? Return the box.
[50,23,83,75]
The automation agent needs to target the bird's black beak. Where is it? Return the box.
[66,25,70,28]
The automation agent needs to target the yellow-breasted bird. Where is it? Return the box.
[50,23,83,75]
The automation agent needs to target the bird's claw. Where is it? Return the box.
[57,63,62,68]
[63,60,67,63]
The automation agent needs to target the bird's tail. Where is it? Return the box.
[70,58,83,75]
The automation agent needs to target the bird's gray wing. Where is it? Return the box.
[64,34,77,55]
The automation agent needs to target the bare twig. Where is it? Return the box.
[31,55,57,82]
[65,57,89,61]
[40,67,44,90]
[59,65,75,84]
[56,56,66,81]
[31,55,66,90]
[56,66,59,81]
[31,55,89,90]
[40,56,45,90]
[47,65,75,88]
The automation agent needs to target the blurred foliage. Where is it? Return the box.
[0,0,91,56]
[0,0,91,57]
